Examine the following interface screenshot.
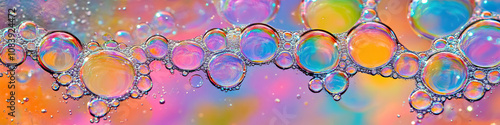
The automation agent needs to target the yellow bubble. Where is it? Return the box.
[302,0,363,33]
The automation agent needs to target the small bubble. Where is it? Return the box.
[41,109,47,113]
[159,98,165,104]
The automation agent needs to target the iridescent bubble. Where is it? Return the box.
[37,28,47,37]
[362,9,376,20]
[430,102,444,115]
[422,52,467,95]
[463,80,485,101]
[151,11,176,36]
[18,21,37,41]
[394,53,420,78]
[0,43,26,66]
[38,31,83,73]
[137,76,152,92]
[171,41,205,71]
[131,46,147,63]
[88,99,109,118]
[134,23,152,44]
[67,83,83,98]
[283,42,292,50]
[190,74,203,88]
[203,28,227,52]
[240,23,279,63]
[434,39,447,50]
[207,52,246,89]
[380,67,392,77]
[295,30,340,73]
[283,32,292,41]
[487,70,500,84]
[309,78,323,93]
[2,28,15,40]
[115,30,135,46]
[409,90,432,110]
[103,40,118,49]
[57,73,72,86]
[138,64,150,75]
[274,51,293,69]
[347,22,397,68]
[80,50,135,98]
[88,41,100,51]
[323,71,348,95]
[459,19,500,67]
[478,0,500,14]
[26,42,36,51]
[474,70,486,80]
[145,35,169,59]
[130,90,140,98]
[218,0,280,26]
[408,0,473,39]
[302,0,363,33]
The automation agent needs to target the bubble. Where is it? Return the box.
[134,23,152,44]
[159,98,165,104]
[52,82,60,91]
[57,73,72,86]
[347,22,397,68]
[409,90,432,110]
[218,0,280,26]
[138,64,150,75]
[67,83,83,98]
[80,50,135,98]
[131,46,147,63]
[463,80,485,101]
[145,35,169,59]
[103,40,118,49]
[88,41,100,51]
[203,28,227,52]
[422,52,467,95]
[18,21,37,40]
[151,11,176,36]
[207,52,246,89]
[137,76,152,92]
[346,66,357,75]
[115,30,134,46]
[283,42,292,50]
[171,41,205,71]
[362,9,377,20]
[26,42,36,51]
[308,78,323,93]
[394,53,420,78]
[274,51,293,69]
[459,19,500,67]
[478,0,500,14]
[323,71,348,95]
[240,23,279,63]
[295,30,340,73]
[433,39,447,50]
[88,99,109,118]
[130,90,140,98]
[408,0,473,39]
[488,70,500,84]
[302,0,363,33]
[381,67,392,77]
[474,70,486,80]
[38,31,83,73]
[190,74,203,88]
[0,43,26,66]
[430,102,444,115]
[283,32,292,41]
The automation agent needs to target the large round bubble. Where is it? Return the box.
[240,23,279,63]
[295,30,340,73]
[171,41,205,71]
[302,0,363,33]
[408,0,473,39]
[394,53,420,78]
[410,90,432,110]
[80,50,135,98]
[347,22,397,68]
[38,31,83,73]
[145,35,169,59]
[422,52,467,95]
[203,28,227,52]
[323,71,349,95]
[459,19,500,67]
[208,52,246,89]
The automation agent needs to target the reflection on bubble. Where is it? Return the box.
[208,52,246,90]
[302,0,363,33]
[474,70,486,80]
[430,102,443,115]
[274,51,293,69]
[172,41,205,71]
[131,46,147,64]
[57,73,72,86]
[151,11,176,36]
[463,80,485,101]
[67,83,83,98]
[434,39,447,50]
[488,70,500,84]
[88,99,109,118]
[422,52,467,95]
[80,50,135,98]
[323,71,348,95]
[134,23,152,44]
[408,0,473,39]
[460,19,500,67]
[240,24,279,63]
[478,0,500,14]
[410,90,431,110]
[295,30,340,73]
[115,30,134,46]
[137,76,152,92]
[203,28,227,52]
[18,21,37,41]
[348,22,397,68]
[38,31,83,73]
[190,74,204,88]
[145,35,169,59]
[308,78,323,93]
[0,43,26,66]
[218,0,280,26]
[394,53,419,78]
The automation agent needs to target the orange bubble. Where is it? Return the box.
[348,22,397,68]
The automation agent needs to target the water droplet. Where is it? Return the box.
[488,70,500,84]
[463,80,485,101]
[430,102,444,115]
[88,99,109,118]
[18,21,37,40]
[137,76,152,92]
[190,74,203,88]
[394,53,420,78]
[67,83,83,98]
[274,51,293,69]
[323,71,348,95]
[145,35,169,59]
[410,90,431,110]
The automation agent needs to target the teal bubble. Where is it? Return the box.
[295,30,340,73]
[422,52,467,95]
[478,0,500,14]
[323,71,349,95]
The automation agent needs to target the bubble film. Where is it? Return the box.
[145,35,169,59]
[409,90,432,110]
[323,71,349,95]
[18,21,37,41]
[394,53,420,78]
